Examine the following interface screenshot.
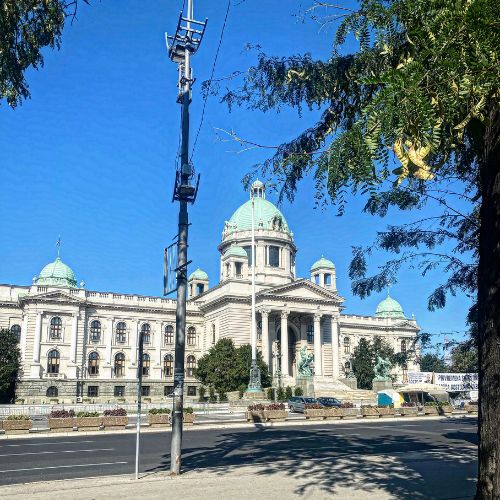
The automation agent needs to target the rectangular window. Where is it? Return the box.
[164,385,174,396]
[87,386,99,397]
[268,246,280,267]
[243,246,256,266]
[235,262,242,277]
[187,386,197,396]
[141,386,150,397]
[196,284,204,294]
[307,324,314,343]
[324,274,331,286]
[114,385,125,397]
[314,274,320,285]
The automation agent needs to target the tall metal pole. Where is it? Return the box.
[135,332,144,480]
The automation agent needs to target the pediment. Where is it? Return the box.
[257,279,344,304]
[19,290,85,304]
[393,319,420,331]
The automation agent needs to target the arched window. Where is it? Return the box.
[141,323,151,344]
[47,349,60,374]
[50,317,62,340]
[142,353,150,377]
[307,323,314,343]
[187,327,196,345]
[186,355,196,377]
[343,337,351,354]
[46,386,58,398]
[10,324,21,342]
[401,339,407,352]
[164,325,174,345]
[163,354,173,377]
[116,322,127,344]
[88,351,100,375]
[90,320,101,343]
[114,352,125,377]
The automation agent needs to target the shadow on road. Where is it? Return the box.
[145,424,477,499]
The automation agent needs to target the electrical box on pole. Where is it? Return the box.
[165,0,207,476]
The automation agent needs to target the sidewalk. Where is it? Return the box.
[0,464,394,499]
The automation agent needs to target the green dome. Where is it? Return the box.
[36,257,77,288]
[375,295,405,319]
[311,256,335,271]
[228,198,289,233]
[189,268,208,281]
[223,246,248,258]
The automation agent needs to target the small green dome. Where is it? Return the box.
[228,198,289,233]
[36,257,77,288]
[375,295,405,319]
[223,246,248,258]
[311,256,335,271]
[189,268,208,281]
[252,179,265,189]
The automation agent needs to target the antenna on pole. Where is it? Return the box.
[166,0,207,476]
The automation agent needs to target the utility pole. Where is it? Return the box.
[166,0,206,475]
[135,332,144,480]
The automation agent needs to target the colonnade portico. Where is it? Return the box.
[257,305,341,382]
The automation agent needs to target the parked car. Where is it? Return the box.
[317,397,342,408]
[288,397,322,413]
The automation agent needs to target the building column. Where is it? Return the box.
[106,318,113,364]
[313,314,322,376]
[156,322,163,365]
[331,315,340,379]
[70,313,79,364]
[261,310,270,368]
[20,314,28,362]
[280,311,289,376]
[32,312,42,363]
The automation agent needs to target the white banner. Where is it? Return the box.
[408,372,433,384]
[434,372,478,392]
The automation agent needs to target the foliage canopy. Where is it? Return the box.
[0,328,21,403]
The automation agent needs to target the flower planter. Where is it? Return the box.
[362,407,380,418]
[377,407,395,418]
[75,417,102,431]
[101,416,128,429]
[183,413,196,426]
[2,419,33,434]
[440,405,453,416]
[263,410,288,422]
[325,408,343,420]
[149,414,171,427]
[304,409,328,420]
[340,408,359,419]
[464,404,478,414]
[246,411,265,422]
[398,407,418,417]
[48,418,75,432]
[424,406,440,416]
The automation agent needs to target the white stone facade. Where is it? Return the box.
[0,184,420,403]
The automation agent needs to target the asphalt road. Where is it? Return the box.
[0,418,478,498]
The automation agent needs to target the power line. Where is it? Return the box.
[190,0,231,161]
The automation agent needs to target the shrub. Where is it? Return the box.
[208,386,217,403]
[276,387,286,401]
[401,402,417,407]
[183,407,194,414]
[76,411,99,418]
[148,408,171,415]
[468,401,479,406]
[377,404,394,409]
[285,386,293,400]
[305,403,323,410]
[198,386,206,402]
[238,384,247,399]
[248,403,265,411]
[266,387,275,400]
[218,391,228,402]
[103,408,127,416]
[424,402,439,407]
[6,414,30,420]
[294,387,303,397]
[49,410,75,419]
[340,402,354,408]
[266,403,285,411]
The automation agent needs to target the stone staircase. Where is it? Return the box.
[313,377,377,405]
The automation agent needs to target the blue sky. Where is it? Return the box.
[0,0,472,347]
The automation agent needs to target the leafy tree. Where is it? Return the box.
[420,352,448,373]
[294,387,303,397]
[450,342,478,373]
[351,336,394,389]
[194,338,271,394]
[0,329,21,403]
[1,1,89,107]
[216,0,498,493]
[276,386,285,402]
[285,386,293,400]
[198,386,206,402]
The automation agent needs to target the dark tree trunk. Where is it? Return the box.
[476,103,500,499]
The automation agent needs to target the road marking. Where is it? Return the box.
[0,461,128,473]
[0,440,95,448]
[0,448,113,457]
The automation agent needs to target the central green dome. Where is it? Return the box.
[36,257,77,288]
[375,295,405,319]
[228,198,289,233]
